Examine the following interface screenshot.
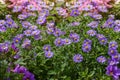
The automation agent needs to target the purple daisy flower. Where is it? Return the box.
[23,71,35,80]
[13,37,21,44]
[114,26,120,32]
[114,20,120,26]
[69,22,80,26]
[97,5,108,12]
[29,25,37,30]
[82,39,92,53]
[18,66,27,73]
[102,18,115,28]
[5,18,14,28]
[5,14,12,19]
[82,44,91,53]
[22,38,31,48]
[13,64,27,73]
[12,22,18,28]
[46,22,55,28]
[63,38,72,45]
[87,29,97,36]
[84,39,92,43]
[0,20,5,26]
[83,4,93,11]
[54,38,64,47]
[73,54,83,63]
[41,9,49,16]
[53,28,65,37]
[106,65,120,79]
[31,29,41,36]
[69,33,80,43]
[34,35,42,40]
[24,29,32,36]
[96,34,105,39]
[16,34,24,40]
[0,42,9,53]
[46,28,54,34]
[91,14,102,20]
[108,48,118,56]
[109,41,118,49]
[27,12,37,17]
[43,45,51,51]
[83,39,92,45]
[108,59,119,66]
[107,19,115,28]
[27,4,36,11]
[38,13,46,18]
[0,26,6,32]
[99,37,108,45]
[36,17,46,25]
[70,9,79,17]
[21,21,31,29]
[45,51,54,58]
[87,21,99,28]
[97,56,106,63]
[18,14,28,20]
[13,6,23,12]
[111,53,120,61]
[57,8,67,16]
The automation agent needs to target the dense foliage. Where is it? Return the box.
[1,0,120,80]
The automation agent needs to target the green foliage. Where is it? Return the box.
[108,3,120,18]
[0,12,115,79]
[0,3,11,18]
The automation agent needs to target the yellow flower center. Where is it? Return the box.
[16,40,18,42]
[65,40,69,43]
[112,44,115,47]
[45,47,48,50]
[85,46,88,49]
[9,22,12,24]
[48,52,51,56]
[57,40,61,44]
[101,40,105,42]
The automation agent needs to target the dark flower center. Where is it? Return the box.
[57,40,61,44]
[110,71,113,75]
[45,47,48,50]
[76,57,80,60]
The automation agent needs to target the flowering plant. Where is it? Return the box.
[1,0,120,80]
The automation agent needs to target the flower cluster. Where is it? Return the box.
[43,45,54,58]
[106,41,120,79]
[0,41,10,53]
[0,14,18,32]
[82,39,92,53]
[12,64,35,80]
[8,0,42,12]
[73,54,83,63]
[96,34,108,45]
[72,0,112,13]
